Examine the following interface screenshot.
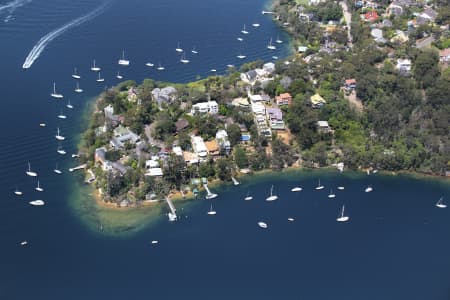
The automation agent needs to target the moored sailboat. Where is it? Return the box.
[336,205,349,222]
[266,185,278,201]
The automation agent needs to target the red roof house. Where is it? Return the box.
[364,11,379,22]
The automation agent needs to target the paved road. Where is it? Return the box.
[340,0,353,48]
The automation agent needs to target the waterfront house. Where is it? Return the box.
[310,94,326,108]
[145,159,160,169]
[191,101,218,115]
[275,93,292,106]
[183,151,199,165]
[371,28,386,44]
[205,140,220,156]
[216,129,231,154]
[151,86,177,107]
[111,162,128,175]
[240,70,258,84]
[110,125,140,149]
[191,136,208,160]
[104,104,123,126]
[317,121,332,133]
[266,108,285,130]
[95,147,107,164]
[263,62,276,74]
[127,87,138,103]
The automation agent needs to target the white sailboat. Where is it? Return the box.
[265,185,278,201]
[29,200,45,206]
[35,180,44,192]
[328,189,336,198]
[55,127,65,141]
[252,23,260,27]
[175,42,183,53]
[71,67,81,79]
[336,205,349,222]
[116,71,123,79]
[74,81,83,93]
[315,179,324,190]
[436,197,446,208]
[275,35,283,44]
[26,162,37,177]
[241,24,249,34]
[337,186,345,190]
[20,241,28,246]
[157,63,165,71]
[168,212,177,222]
[258,222,268,229]
[54,163,62,174]
[90,59,101,72]
[57,109,67,119]
[145,62,154,67]
[207,202,217,215]
[96,72,105,82]
[57,145,66,155]
[180,52,190,64]
[244,191,253,201]
[237,37,244,41]
[118,50,130,66]
[50,82,63,99]
[267,37,276,50]
[288,217,295,222]
[66,100,73,109]
[291,185,302,192]
[210,69,217,72]
[237,53,246,59]
[272,55,278,60]
[231,176,240,186]
[365,186,373,193]
[39,123,46,127]
[204,184,218,200]
[14,187,23,196]
[191,46,198,54]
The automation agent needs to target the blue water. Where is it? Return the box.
[0,0,449,299]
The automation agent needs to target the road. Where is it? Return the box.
[340,0,353,48]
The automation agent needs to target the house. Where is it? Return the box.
[381,19,393,28]
[396,58,412,74]
[104,104,123,126]
[151,86,177,106]
[310,94,326,108]
[251,102,266,115]
[183,151,199,165]
[127,87,138,102]
[387,2,405,16]
[191,136,208,159]
[391,30,409,43]
[172,146,183,156]
[240,70,258,84]
[439,48,450,63]
[145,168,163,177]
[266,108,285,130]
[232,97,250,109]
[417,8,437,25]
[205,140,220,156]
[145,159,160,169]
[95,147,107,164]
[111,162,128,175]
[216,129,231,154]
[175,118,189,133]
[344,79,356,90]
[191,101,218,115]
[370,28,385,43]
[275,93,292,106]
[263,62,276,74]
[364,11,379,22]
[317,121,332,133]
[110,125,140,149]
[298,46,308,53]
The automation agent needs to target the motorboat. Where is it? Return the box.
[337,186,345,190]
[145,62,154,67]
[29,200,45,206]
[288,217,295,222]
[365,186,373,193]
[291,186,302,192]
[258,222,268,229]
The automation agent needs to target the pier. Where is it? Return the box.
[165,197,177,221]
[262,10,275,15]
[69,164,86,172]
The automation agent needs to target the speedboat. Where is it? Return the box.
[226,64,235,68]
[72,67,81,79]
[118,50,130,66]
[336,205,349,222]
[436,197,446,208]
[315,179,324,190]
[90,59,101,72]
[328,189,336,198]
[237,54,246,59]
[252,23,260,27]
[365,186,373,193]
[145,62,154,67]
[337,186,345,190]
[50,82,63,99]
[210,69,217,72]
[29,200,45,206]
[266,185,278,201]
[288,217,295,222]
[74,81,83,93]
[35,180,44,192]
[237,37,243,41]
[272,56,278,60]
[20,241,28,246]
[291,186,302,192]
[175,42,183,53]
[258,222,268,229]
[151,240,159,245]
[55,128,65,141]
[39,123,46,127]
[26,162,37,177]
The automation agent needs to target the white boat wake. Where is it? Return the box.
[22,1,108,69]
[0,0,32,22]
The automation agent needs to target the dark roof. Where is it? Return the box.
[175,118,189,132]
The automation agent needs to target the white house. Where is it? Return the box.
[191,136,208,159]
[396,58,412,73]
[172,146,183,156]
[191,101,219,115]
